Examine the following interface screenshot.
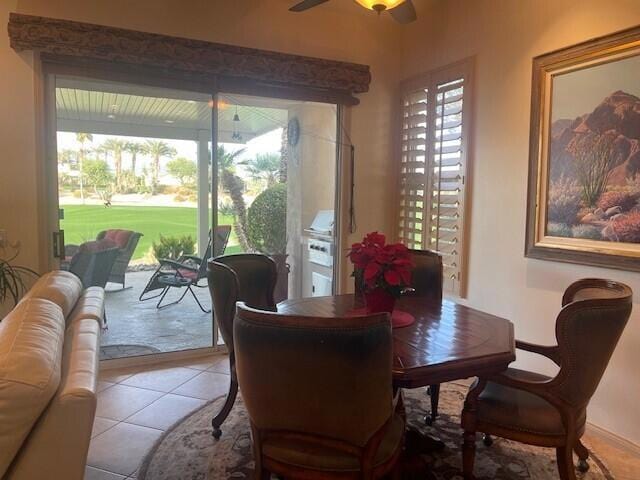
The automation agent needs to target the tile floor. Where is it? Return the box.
[86,354,230,479]
[87,354,640,480]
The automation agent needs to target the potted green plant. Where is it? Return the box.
[0,247,38,313]
[247,183,289,302]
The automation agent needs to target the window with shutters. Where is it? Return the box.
[397,60,472,297]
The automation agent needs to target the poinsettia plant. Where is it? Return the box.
[348,232,412,297]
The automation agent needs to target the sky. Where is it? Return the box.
[551,54,640,121]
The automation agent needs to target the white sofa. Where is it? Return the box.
[0,270,104,480]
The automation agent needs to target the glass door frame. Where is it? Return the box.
[42,61,346,363]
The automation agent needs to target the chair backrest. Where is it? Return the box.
[407,249,443,301]
[69,242,120,288]
[212,225,232,257]
[195,225,232,281]
[208,254,277,353]
[552,278,632,407]
[97,229,134,249]
[354,248,443,301]
[234,303,394,448]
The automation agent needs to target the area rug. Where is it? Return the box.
[138,383,614,480]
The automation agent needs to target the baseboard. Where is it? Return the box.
[100,345,228,370]
[587,422,640,458]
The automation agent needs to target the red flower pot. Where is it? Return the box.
[364,288,396,314]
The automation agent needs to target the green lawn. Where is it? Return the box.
[60,205,241,260]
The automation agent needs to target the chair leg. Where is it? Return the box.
[212,377,238,439]
[574,439,590,472]
[424,383,440,425]
[556,446,577,480]
[156,286,188,309]
[187,285,211,313]
[462,430,476,480]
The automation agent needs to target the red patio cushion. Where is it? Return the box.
[103,229,133,249]
[177,268,198,281]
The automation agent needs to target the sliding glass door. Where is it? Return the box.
[52,75,215,359]
[47,72,343,359]
[214,94,340,314]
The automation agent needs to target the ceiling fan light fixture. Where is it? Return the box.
[354,0,404,12]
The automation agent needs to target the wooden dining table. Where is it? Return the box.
[278,294,516,390]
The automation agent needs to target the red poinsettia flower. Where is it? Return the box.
[348,231,413,295]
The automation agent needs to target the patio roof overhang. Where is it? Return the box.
[55,77,292,143]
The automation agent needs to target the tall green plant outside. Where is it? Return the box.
[152,234,195,261]
[247,183,287,254]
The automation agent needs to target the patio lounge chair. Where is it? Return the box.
[96,229,143,289]
[66,240,121,289]
[138,225,232,312]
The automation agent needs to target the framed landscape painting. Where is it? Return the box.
[526,26,640,271]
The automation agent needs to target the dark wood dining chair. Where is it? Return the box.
[406,249,443,426]
[207,253,277,439]
[234,303,404,480]
[461,278,633,480]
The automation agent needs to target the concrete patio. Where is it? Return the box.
[101,270,217,360]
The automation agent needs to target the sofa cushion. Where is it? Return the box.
[23,271,82,317]
[66,287,105,329]
[6,318,99,480]
[0,298,65,477]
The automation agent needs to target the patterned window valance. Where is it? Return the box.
[8,13,371,104]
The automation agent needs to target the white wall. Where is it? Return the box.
[402,0,640,446]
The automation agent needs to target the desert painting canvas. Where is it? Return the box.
[546,54,640,244]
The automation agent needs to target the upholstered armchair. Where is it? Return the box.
[461,279,633,480]
[207,254,277,439]
[234,303,404,479]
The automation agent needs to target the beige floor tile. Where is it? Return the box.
[97,381,115,393]
[92,417,119,438]
[85,466,126,479]
[120,366,200,392]
[170,354,227,371]
[125,393,206,430]
[171,370,230,400]
[207,355,231,374]
[99,366,142,384]
[87,422,162,477]
[96,384,164,421]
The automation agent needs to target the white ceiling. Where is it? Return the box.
[55,77,292,143]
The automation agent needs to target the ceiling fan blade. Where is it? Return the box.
[389,0,417,24]
[289,0,331,12]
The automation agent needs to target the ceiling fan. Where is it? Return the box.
[289,0,417,24]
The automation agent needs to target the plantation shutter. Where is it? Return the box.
[397,61,472,297]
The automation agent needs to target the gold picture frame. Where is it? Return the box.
[526,25,640,271]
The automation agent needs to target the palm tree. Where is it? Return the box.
[243,153,281,188]
[142,140,177,194]
[217,145,250,251]
[125,141,144,175]
[75,132,93,203]
[102,138,128,190]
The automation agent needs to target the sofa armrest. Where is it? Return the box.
[6,319,100,480]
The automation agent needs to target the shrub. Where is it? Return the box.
[547,177,582,225]
[247,184,287,254]
[152,234,195,261]
[547,223,573,238]
[597,189,638,212]
[571,224,602,240]
[609,212,640,243]
[174,194,187,202]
